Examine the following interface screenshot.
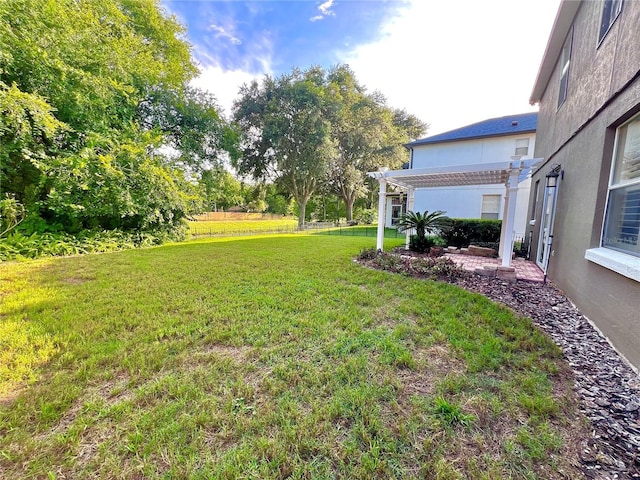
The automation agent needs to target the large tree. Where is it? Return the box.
[233,67,336,229]
[325,65,428,222]
[0,0,235,234]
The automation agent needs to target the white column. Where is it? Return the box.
[376,178,387,251]
[498,189,509,259]
[405,187,415,249]
[501,171,520,267]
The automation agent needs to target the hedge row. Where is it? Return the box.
[439,218,502,248]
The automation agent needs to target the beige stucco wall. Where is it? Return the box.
[528,1,640,368]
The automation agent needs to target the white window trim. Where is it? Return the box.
[585,247,640,282]
[587,112,640,281]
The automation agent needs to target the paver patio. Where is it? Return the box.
[445,253,545,282]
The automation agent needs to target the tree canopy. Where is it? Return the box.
[233,67,336,229]
[326,65,428,221]
[0,0,236,235]
[233,64,428,226]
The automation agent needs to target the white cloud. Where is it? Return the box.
[190,64,264,119]
[340,0,561,136]
[310,0,335,22]
[209,24,242,45]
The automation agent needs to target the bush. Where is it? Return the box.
[0,225,186,261]
[409,234,435,253]
[439,219,502,248]
[357,247,379,261]
[359,252,465,281]
[354,208,376,225]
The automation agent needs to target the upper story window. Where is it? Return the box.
[557,28,573,109]
[599,0,623,44]
[602,112,640,257]
[481,194,501,220]
[515,138,530,157]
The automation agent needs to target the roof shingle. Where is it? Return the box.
[406,112,538,147]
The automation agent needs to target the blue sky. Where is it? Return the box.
[164,0,561,136]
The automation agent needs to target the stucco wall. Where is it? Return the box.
[411,133,536,169]
[529,0,640,368]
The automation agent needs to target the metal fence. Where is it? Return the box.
[189,223,403,239]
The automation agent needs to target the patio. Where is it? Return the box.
[445,253,545,282]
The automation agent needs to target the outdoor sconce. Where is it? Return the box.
[545,165,563,188]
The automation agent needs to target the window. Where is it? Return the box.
[531,180,540,221]
[391,196,404,225]
[557,28,573,109]
[602,113,640,257]
[481,195,501,220]
[599,0,623,44]
[515,138,530,157]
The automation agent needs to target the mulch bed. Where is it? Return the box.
[361,250,640,479]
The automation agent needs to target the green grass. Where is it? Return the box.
[188,219,299,236]
[0,234,584,479]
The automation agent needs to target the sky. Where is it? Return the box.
[163,0,562,137]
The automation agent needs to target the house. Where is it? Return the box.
[528,0,640,368]
[385,113,537,242]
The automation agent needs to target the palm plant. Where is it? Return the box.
[396,210,447,252]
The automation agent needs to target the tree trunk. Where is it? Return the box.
[345,197,355,222]
[297,199,306,230]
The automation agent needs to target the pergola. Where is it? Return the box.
[368,158,542,267]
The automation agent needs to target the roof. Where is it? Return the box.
[530,1,581,104]
[405,112,538,148]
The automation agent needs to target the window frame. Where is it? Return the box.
[598,0,623,46]
[557,27,573,110]
[480,194,501,220]
[515,138,530,157]
[601,112,640,257]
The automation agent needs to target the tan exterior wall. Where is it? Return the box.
[528,1,640,368]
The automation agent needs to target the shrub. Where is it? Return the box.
[397,210,447,253]
[409,234,435,253]
[357,247,379,261]
[360,252,465,281]
[439,218,502,248]
[355,208,376,225]
[0,226,186,261]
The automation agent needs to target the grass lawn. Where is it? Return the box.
[0,235,584,479]
[189,219,299,236]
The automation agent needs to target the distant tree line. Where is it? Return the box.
[0,0,427,242]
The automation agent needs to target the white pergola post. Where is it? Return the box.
[501,170,520,267]
[405,187,415,249]
[498,189,510,260]
[376,178,387,251]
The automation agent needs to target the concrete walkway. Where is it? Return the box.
[445,253,545,282]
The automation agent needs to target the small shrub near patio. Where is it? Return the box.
[397,210,447,253]
[360,251,466,281]
[357,247,379,260]
[440,218,502,248]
